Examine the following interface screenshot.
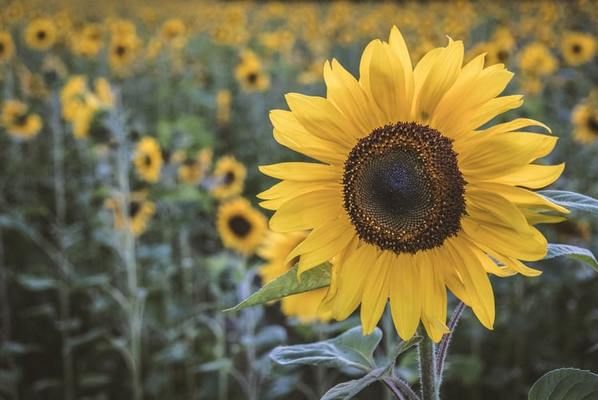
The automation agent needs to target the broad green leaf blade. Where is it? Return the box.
[321,367,386,400]
[529,368,598,400]
[544,244,598,272]
[539,190,598,214]
[270,326,382,372]
[223,263,331,313]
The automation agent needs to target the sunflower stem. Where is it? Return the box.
[417,327,439,400]
[436,301,466,383]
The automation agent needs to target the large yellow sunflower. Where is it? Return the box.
[217,198,267,255]
[134,137,163,183]
[258,231,331,323]
[258,27,568,342]
[211,155,247,200]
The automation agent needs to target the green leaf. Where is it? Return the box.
[321,367,386,400]
[270,326,381,372]
[223,263,331,313]
[539,190,598,214]
[544,244,598,272]
[529,368,598,400]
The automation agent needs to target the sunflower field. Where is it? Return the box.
[1,1,598,399]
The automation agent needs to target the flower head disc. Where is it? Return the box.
[343,122,465,253]
[259,26,568,342]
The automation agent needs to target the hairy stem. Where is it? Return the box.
[436,301,465,382]
[417,328,439,400]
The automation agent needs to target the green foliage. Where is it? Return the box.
[224,263,331,313]
[528,369,598,400]
[545,244,598,272]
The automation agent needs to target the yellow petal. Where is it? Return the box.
[270,189,342,232]
[489,163,565,189]
[360,251,392,334]
[389,253,421,340]
[297,228,354,275]
[259,162,340,181]
[418,251,449,342]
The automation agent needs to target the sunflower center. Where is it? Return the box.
[36,30,46,40]
[0,43,5,54]
[228,215,251,238]
[224,171,235,185]
[572,43,582,54]
[129,201,141,217]
[588,115,598,134]
[247,72,258,84]
[343,122,466,254]
[497,49,509,62]
[115,45,126,57]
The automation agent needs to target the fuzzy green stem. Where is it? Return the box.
[417,328,439,400]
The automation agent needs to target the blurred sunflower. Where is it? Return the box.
[109,34,140,74]
[17,65,49,99]
[177,148,212,184]
[160,18,187,48]
[235,50,270,92]
[41,55,67,86]
[561,32,595,66]
[72,23,104,58]
[211,155,246,200]
[134,137,163,183]
[571,101,598,144]
[0,31,15,63]
[217,197,267,255]
[1,100,42,140]
[258,231,331,322]
[105,192,156,237]
[24,17,57,50]
[259,26,567,341]
[519,42,558,76]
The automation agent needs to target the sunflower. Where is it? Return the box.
[71,23,104,57]
[561,32,596,66]
[258,231,331,322]
[259,27,567,342]
[519,42,558,77]
[0,31,15,63]
[211,155,246,200]
[160,18,187,47]
[177,148,213,184]
[1,100,42,140]
[134,137,163,183]
[109,34,140,74]
[217,197,267,255]
[235,50,270,93]
[571,102,598,144]
[105,192,156,237]
[24,17,57,50]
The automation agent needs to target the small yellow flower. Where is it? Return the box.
[258,231,331,322]
[211,155,246,200]
[109,34,140,75]
[519,42,558,76]
[235,50,270,93]
[160,18,187,47]
[71,23,104,58]
[0,31,15,63]
[217,197,267,255]
[177,148,213,185]
[24,17,57,50]
[572,101,598,144]
[105,191,156,237]
[134,137,163,183]
[1,100,42,140]
[561,32,596,66]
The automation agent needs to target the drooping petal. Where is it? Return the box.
[360,251,392,334]
[389,253,421,340]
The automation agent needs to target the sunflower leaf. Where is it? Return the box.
[321,367,386,400]
[270,326,381,372]
[528,368,598,400]
[539,190,598,214]
[544,244,598,272]
[223,263,331,313]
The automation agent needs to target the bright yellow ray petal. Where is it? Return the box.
[259,162,340,181]
[270,189,342,232]
[389,253,421,340]
[360,251,392,335]
[488,163,565,189]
